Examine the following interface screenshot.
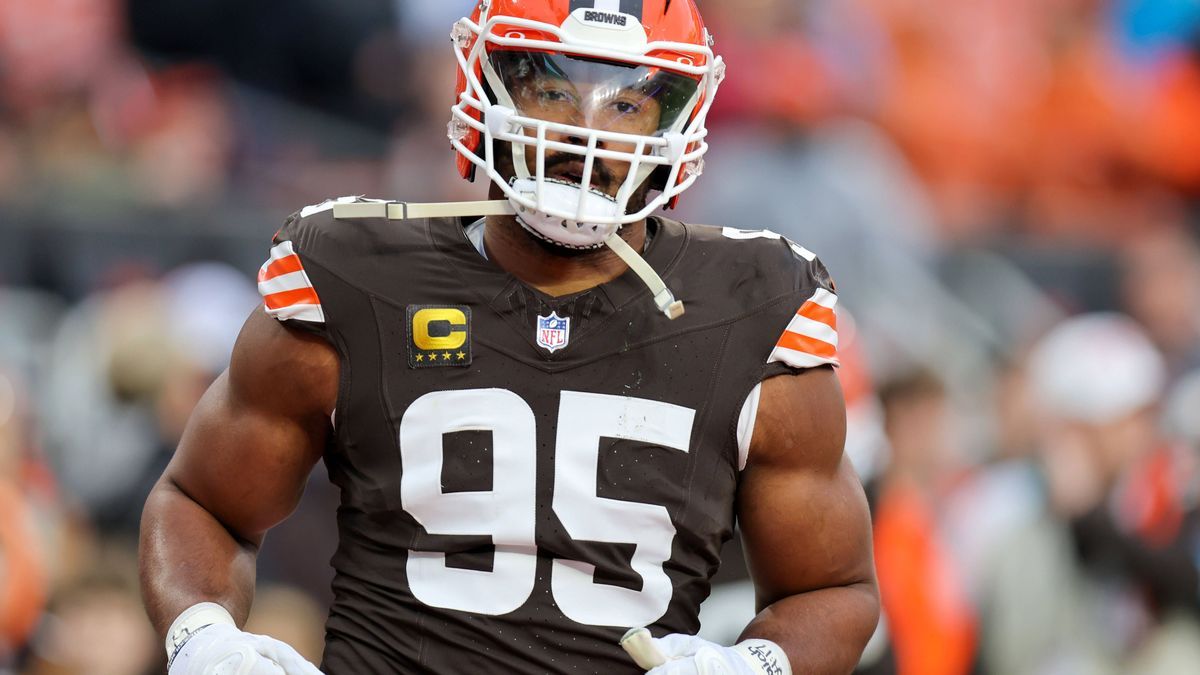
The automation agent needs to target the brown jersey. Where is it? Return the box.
[255,197,840,674]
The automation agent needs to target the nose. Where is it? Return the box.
[563,130,610,152]
[546,127,588,148]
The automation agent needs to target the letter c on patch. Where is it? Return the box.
[413,308,468,351]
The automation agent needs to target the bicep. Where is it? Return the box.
[737,368,875,611]
[163,309,337,543]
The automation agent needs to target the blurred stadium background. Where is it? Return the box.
[2,0,1200,673]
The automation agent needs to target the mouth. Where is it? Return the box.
[548,160,587,184]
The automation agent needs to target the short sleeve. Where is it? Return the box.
[766,286,840,369]
[257,238,326,324]
[255,197,365,326]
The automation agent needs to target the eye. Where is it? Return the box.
[613,100,642,115]
[540,88,576,104]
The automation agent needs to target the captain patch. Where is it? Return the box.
[408,306,472,368]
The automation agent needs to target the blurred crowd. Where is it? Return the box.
[1,0,1199,673]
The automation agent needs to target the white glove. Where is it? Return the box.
[622,629,791,675]
[166,603,322,675]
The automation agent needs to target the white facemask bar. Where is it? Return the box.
[477,50,705,225]
[449,14,724,227]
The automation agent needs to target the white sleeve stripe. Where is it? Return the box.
[264,303,325,323]
[257,271,314,296]
[266,240,298,263]
[736,383,762,472]
[807,288,838,310]
[768,346,840,369]
[782,315,839,347]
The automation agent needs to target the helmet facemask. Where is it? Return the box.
[450,9,722,250]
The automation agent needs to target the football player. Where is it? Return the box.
[139,1,879,674]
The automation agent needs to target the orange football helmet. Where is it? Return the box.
[448,0,724,249]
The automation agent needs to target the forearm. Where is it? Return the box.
[739,582,880,675]
[139,477,260,637]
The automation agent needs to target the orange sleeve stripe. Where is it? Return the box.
[798,301,837,330]
[263,287,321,310]
[260,254,305,282]
[776,331,837,359]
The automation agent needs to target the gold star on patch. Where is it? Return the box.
[415,354,425,362]
[456,352,467,361]
[442,352,453,361]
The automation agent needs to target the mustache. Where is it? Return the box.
[544,153,616,186]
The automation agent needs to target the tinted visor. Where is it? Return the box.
[492,51,700,137]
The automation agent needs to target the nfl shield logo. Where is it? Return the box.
[536,312,571,353]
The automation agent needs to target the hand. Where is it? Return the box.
[621,629,791,675]
[168,624,323,675]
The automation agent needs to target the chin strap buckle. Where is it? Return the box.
[655,291,686,320]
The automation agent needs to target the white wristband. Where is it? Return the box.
[732,639,792,675]
[165,602,237,662]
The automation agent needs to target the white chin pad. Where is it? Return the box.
[509,178,622,249]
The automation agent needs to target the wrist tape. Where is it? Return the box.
[732,639,792,675]
[165,602,236,665]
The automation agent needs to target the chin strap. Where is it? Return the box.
[333,199,517,220]
[333,199,685,320]
[603,232,685,319]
